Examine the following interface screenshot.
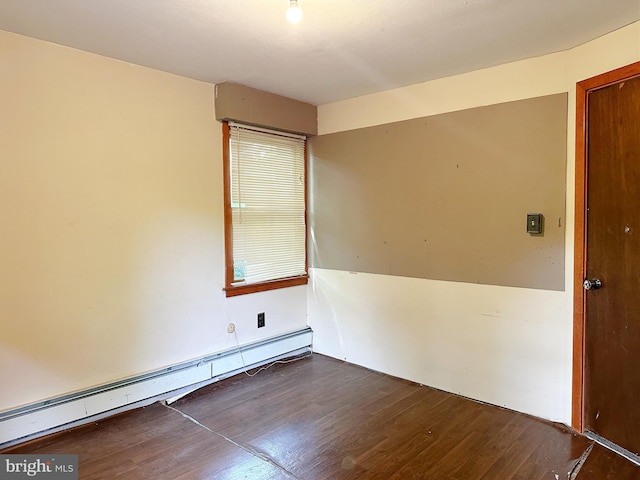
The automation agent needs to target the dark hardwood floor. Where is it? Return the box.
[576,443,640,479]
[3,354,639,479]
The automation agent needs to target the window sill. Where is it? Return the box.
[224,275,308,297]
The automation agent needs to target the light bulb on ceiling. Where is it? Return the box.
[286,0,303,24]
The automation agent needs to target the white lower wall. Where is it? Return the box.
[308,268,570,422]
[1,329,312,446]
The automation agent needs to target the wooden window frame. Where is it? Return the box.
[222,121,308,297]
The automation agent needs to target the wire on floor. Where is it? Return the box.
[232,328,312,377]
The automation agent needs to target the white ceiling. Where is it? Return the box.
[0,1,638,105]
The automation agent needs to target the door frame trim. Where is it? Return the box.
[572,61,640,431]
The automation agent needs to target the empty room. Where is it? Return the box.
[1,1,640,478]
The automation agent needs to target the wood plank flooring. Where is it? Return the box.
[576,444,640,479]
[3,354,639,479]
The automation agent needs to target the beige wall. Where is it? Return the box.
[308,22,640,423]
[0,30,307,412]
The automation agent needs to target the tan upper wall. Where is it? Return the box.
[315,20,640,293]
[215,82,317,135]
[310,94,567,290]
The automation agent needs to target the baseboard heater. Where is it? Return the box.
[0,327,313,448]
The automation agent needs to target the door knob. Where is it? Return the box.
[583,278,602,290]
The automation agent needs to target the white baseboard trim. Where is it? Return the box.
[0,328,313,448]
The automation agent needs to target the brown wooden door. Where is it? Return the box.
[584,73,640,455]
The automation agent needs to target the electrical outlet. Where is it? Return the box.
[227,323,235,333]
[257,312,265,328]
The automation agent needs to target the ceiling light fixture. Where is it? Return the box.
[286,0,303,24]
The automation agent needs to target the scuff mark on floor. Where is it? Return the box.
[569,442,595,479]
[163,403,302,480]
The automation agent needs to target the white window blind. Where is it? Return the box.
[229,122,307,286]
